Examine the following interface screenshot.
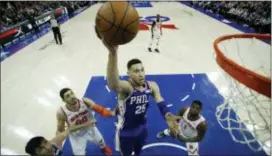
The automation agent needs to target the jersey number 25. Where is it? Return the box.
[135,104,146,115]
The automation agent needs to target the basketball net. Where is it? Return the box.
[213,33,271,153]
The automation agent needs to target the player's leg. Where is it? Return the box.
[134,127,148,156]
[52,28,58,44]
[87,127,112,156]
[56,27,62,45]
[69,134,87,155]
[154,34,160,53]
[148,34,154,52]
[115,129,134,156]
[186,142,199,156]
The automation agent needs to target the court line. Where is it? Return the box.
[142,142,187,151]
[181,95,190,101]
[105,85,110,92]
[192,83,196,90]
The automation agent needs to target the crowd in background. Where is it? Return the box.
[0,1,91,32]
[0,1,271,33]
[187,1,271,33]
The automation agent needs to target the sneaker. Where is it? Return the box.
[148,47,152,52]
[155,48,160,53]
[156,131,166,139]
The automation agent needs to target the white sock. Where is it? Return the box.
[163,129,170,136]
[155,38,160,49]
[149,38,154,48]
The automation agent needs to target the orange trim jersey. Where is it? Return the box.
[179,108,205,138]
[61,99,94,127]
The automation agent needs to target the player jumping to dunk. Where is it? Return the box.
[148,14,162,53]
[102,38,178,156]
[157,100,208,155]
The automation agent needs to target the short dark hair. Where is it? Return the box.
[60,88,71,99]
[127,58,142,70]
[192,100,202,109]
[25,136,45,155]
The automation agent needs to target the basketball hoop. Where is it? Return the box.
[213,33,271,153]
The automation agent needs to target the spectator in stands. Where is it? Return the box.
[187,1,271,34]
[50,14,62,45]
[0,1,91,32]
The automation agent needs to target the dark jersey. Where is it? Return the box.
[116,81,152,130]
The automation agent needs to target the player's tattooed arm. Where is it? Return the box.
[177,121,207,142]
[56,109,66,135]
[83,97,116,117]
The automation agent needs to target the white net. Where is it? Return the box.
[214,34,271,154]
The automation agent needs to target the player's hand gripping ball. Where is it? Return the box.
[95,1,140,45]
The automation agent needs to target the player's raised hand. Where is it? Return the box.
[110,110,116,116]
[165,113,182,121]
[102,37,118,54]
[111,106,119,116]
[166,120,179,137]
[165,113,180,137]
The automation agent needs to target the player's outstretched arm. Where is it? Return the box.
[83,97,115,117]
[56,109,66,135]
[150,82,177,117]
[50,120,96,149]
[150,81,180,135]
[177,121,208,142]
[150,81,172,117]
[102,38,132,94]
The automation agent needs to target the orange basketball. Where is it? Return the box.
[95,2,140,45]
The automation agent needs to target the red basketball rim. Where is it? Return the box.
[213,33,271,98]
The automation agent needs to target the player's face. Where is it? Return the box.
[35,139,54,155]
[128,63,145,86]
[63,90,77,105]
[190,103,201,116]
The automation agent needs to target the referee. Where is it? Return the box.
[50,14,62,45]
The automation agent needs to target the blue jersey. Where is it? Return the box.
[117,82,152,130]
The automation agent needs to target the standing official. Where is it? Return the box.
[50,14,62,45]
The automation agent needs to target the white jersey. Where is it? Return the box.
[61,99,95,127]
[60,99,105,155]
[153,20,162,34]
[179,108,205,138]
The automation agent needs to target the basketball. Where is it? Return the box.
[95,1,139,45]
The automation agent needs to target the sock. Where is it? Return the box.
[155,38,160,49]
[163,129,170,136]
[149,38,154,48]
